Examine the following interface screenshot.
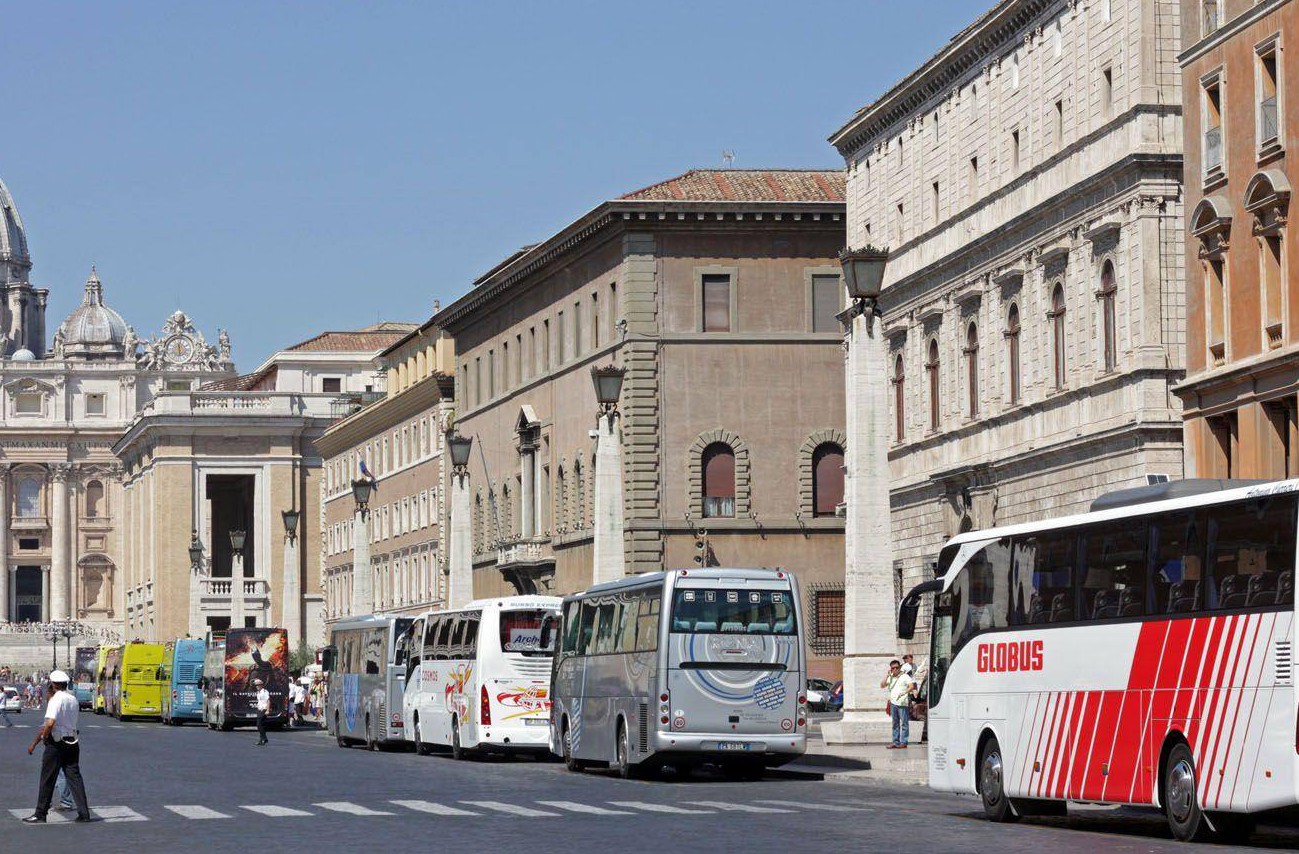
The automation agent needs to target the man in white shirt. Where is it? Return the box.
[254,678,270,746]
[23,670,90,823]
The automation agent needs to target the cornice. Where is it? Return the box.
[316,374,452,457]
[1179,0,1289,67]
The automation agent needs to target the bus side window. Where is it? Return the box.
[1082,518,1148,620]
[636,592,661,652]
[594,600,619,654]
[561,601,581,654]
[576,601,598,654]
[449,618,466,659]
[435,617,453,660]
[615,595,639,653]
[463,613,480,658]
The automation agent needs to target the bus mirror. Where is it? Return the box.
[897,598,920,640]
[538,616,555,652]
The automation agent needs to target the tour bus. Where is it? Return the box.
[92,646,111,713]
[160,638,206,725]
[99,645,122,716]
[113,642,166,720]
[897,478,1299,842]
[202,627,290,731]
[73,647,97,708]
[322,614,414,749]
[548,568,807,779]
[402,596,561,758]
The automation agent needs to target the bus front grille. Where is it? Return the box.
[638,703,649,753]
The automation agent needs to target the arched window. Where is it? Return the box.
[701,443,736,518]
[926,338,940,431]
[1006,303,1021,405]
[556,466,568,531]
[1100,261,1117,372]
[17,478,40,518]
[892,354,906,441]
[964,322,979,419]
[1050,285,1067,388]
[812,443,845,517]
[85,480,104,518]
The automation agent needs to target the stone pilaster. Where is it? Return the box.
[50,464,70,621]
[282,533,301,645]
[591,411,626,585]
[448,474,472,609]
[352,509,372,616]
[0,466,9,621]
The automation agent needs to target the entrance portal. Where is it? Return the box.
[14,566,43,622]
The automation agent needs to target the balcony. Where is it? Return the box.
[79,515,112,529]
[11,515,48,531]
[199,577,270,599]
[496,539,555,596]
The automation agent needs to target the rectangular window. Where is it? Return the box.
[555,312,565,364]
[591,292,600,349]
[932,110,940,143]
[1208,412,1237,478]
[487,349,496,399]
[1102,67,1113,117]
[951,538,1012,646]
[1011,129,1021,172]
[701,274,732,332]
[930,181,940,224]
[1054,100,1064,147]
[1259,46,1280,149]
[811,275,842,333]
[896,202,905,244]
[474,357,482,406]
[1263,234,1284,346]
[1206,495,1298,609]
[1204,78,1224,176]
[1081,519,1148,619]
[968,156,978,201]
[609,281,619,339]
[810,587,845,657]
[1014,532,1076,625]
[572,300,582,359]
[1203,0,1221,36]
[14,392,41,415]
[1207,258,1226,364]
[321,377,341,393]
[501,340,510,389]
[541,320,551,372]
[515,334,523,384]
[166,380,192,392]
[527,327,536,381]
[85,393,106,416]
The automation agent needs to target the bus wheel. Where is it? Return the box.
[335,714,349,748]
[414,719,431,756]
[614,721,637,780]
[451,718,467,761]
[562,719,587,773]
[1164,743,1208,841]
[365,715,377,751]
[978,735,1018,823]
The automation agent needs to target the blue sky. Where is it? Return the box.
[4,2,986,368]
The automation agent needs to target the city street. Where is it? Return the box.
[1,718,1297,853]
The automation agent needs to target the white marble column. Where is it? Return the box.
[822,307,896,745]
[40,566,50,622]
[50,465,70,620]
[520,451,535,540]
[0,469,9,622]
[282,531,301,643]
[448,474,472,609]
[230,553,246,630]
[592,411,625,585]
[352,509,372,616]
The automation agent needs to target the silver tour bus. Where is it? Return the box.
[322,614,415,750]
[546,567,807,779]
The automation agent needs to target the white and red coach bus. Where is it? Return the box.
[898,478,1298,842]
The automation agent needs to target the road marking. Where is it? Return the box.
[241,805,314,817]
[607,801,714,814]
[9,809,68,823]
[165,805,231,819]
[389,800,479,816]
[685,801,795,813]
[536,801,634,815]
[314,802,394,816]
[755,800,870,812]
[459,801,559,817]
[92,807,148,823]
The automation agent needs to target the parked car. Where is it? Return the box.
[826,680,843,712]
[806,678,836,712]
[2,686,20,713]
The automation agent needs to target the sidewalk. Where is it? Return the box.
[776,719,928,785]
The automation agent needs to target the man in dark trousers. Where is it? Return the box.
[254,678,270,745]
[23,670,91,823]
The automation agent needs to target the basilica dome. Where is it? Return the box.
[57,267,129,360]
[0,176,32,285]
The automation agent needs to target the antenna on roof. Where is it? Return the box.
[721,150,735,168]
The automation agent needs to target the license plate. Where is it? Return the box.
[523,718,549,726]
[716,742,753,751]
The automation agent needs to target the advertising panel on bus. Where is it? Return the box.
[73,647,96,708]
[224,628,289,722]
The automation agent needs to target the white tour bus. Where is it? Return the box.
[898,478,1299,842]
[322,614,415,749]
[546,567,807,779]
[402,595,561,758]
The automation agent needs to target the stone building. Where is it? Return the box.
[317,320,456,622]
[113,325,412,646]
[433,169,850,678]
[0,175,236,633]
[829,0,1187,631]
[1177,0,1298,476]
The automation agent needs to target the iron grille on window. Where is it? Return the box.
[809,586,845,656]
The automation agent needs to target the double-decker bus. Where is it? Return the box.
[322,614,414,749]
[202,628,290,731]
[548,568,807,779]
[92,646,111,714]
[99,646,122,716]
[161,638,206,725]
[898,478,1299,842]
[114,642,165,720]
[402,596,561,758]
[72,647,97,708]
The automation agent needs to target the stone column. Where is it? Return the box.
[448,473,472,609]
[41,566,49,622]
[821,307,896,745]
[50,465,70,621]
[520,451,535,540]
[352,509,372,616]
[592,410,625,585]
[230,553,245,630]
[0,468,8,621]
[282,530,301,644]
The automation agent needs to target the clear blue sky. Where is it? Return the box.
[5,1,985,368]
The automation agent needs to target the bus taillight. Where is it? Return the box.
[480,685,492,726]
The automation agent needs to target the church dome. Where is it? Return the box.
[0,176,32,285]
[57,267,128,360]
[11,348,34,361]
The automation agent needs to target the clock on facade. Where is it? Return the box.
[164,335,195,364]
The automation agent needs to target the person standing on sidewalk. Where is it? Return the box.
[254,678,270,746]
[22,670,90,824]
[882,661,916,749]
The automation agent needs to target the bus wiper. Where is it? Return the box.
[679,661,787,671]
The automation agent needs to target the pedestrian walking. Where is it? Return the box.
[22,669,91,824]
[254,678,269,746]
[291,680,305,726]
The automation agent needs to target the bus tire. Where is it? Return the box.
[365,715,377,751]
[562,718,587,773]
[451,718,467,761]
[414,719,432,756]
[1163,742,1208,841]
[978,735,1018,823]
[335,713,350,748]
[614,720,637,780]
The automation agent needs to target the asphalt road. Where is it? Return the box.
[1,713,1297,854]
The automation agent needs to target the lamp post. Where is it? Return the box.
[229,528,247,632]
[188,530,205,637]
[351,478,374,616]
[821,244,898,746]
[590,364,627,585]
[43,620,76,670]
[281,509,301,643]
[446,431,474,609]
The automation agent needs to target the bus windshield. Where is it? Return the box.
[500,609,556,655]
[670,588,796,634]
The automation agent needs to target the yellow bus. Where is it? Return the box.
[93,645,113,715]
[116,642,166,720]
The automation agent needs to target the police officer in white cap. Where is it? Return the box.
[23,670,91,823]
[254,678,270,745]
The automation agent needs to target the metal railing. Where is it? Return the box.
[1204,126,1223,172]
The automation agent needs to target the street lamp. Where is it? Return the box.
[351,478,373,516]
[447,431,473,478]
[188,530,204,571]
[446,429,475,608]
[590,364,626,417]
[281,509,300,543]
[590,364,627,585]
[229,529,247,632]
[839,245,889,313]
[229,529,247,557]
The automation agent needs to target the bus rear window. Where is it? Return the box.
[670,589,796,634]
[500,610,556,655]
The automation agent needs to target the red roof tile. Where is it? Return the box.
[285,329,413,353]
[620,169,845,203]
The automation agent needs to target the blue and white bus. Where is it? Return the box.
[161,638,206,725]
[323,614,414,750]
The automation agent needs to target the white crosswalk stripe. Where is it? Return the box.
[686,801,795,813]
[241,805,314,817]
[9,809,68,823]
[608,801,714,814]
[755,799,870,812]
[389,800,479,816]
[460,801,559,817]
[315,802,394,816]
[165,805,231,819]
[91,807,147,823]
[537,800,634,815]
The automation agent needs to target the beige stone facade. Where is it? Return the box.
[831,0,1187,650]
[433,169,850,678]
